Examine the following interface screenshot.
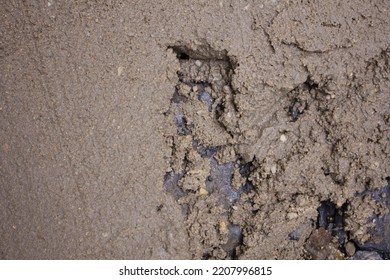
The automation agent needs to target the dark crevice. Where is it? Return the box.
[174,112,191,136]
[303,77,319,90]
[286,77,317,122]
[176,51,189,60]
[316,200,348,246]
[171,88,188,104]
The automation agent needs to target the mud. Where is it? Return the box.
[1,1,389,259]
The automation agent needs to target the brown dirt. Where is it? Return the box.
[1,0,389,259]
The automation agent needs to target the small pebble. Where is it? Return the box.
[219,221,229,235]
[345,242,356,256]
[199,187,208,195]
[223,85,231,94]
[117,66,124,76]
[195,60,202,67]
[280,134,287,142]
[287,212,298,220]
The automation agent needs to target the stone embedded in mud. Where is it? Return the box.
[288,221,313,241]
[304,228,345,260]
[219,221,229,236]
[199,187,208,196]
[286,212,298,220]
[345,242,356,257]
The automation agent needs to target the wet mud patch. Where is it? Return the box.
[163,45,247,259]
[163,44,390,260]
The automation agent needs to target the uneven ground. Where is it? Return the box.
[0,0,389,259]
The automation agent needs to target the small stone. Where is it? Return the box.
[196,110,204,116]
[219,221,229,235]
[212,73,222,81]
[334,199,344,208]
[287,212,298,220]
[178,84,191,96]
[270,164,277,174]
[117,66,124,76]
[280,134,287,142]
[223,85,231,94]
[305,228,345,260]
[355,229,364,236]
[345,242,356,256]
[199,187,208,196]
[195,60,202,67]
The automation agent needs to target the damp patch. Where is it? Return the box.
[163,45,247,259]
[162,45,390,260]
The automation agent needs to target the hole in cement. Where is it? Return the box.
[176,51,189,60]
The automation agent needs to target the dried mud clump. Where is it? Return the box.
[163,44,390,259]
